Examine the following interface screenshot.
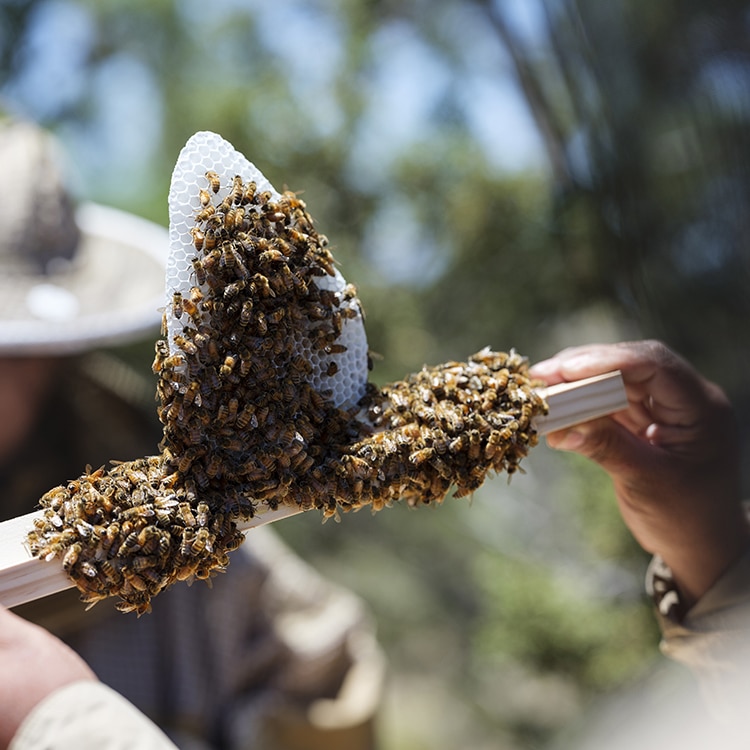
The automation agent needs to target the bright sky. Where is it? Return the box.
[1,0,548,216]
[0,0,552,288]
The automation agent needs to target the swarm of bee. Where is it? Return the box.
[27,457,238,612]
[28,162,547,615]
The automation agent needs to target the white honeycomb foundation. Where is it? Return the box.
[167,131,369,409]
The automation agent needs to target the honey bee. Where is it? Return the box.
[177,447,197,473]
[153,351,183,375]
[267,210,287,224]
[238,352,254,379]
[223,280,245,300]
[122,569,148,592]
[252,273,274,298]
[255,312,268,335]
[119,505,155,522]
[222,242,245,273]
[182,296,200,320]
[255,404,269,424]
[518,401,534,427]
[172,292,184,319]
[306,303,328,321]
[325,361,338,377]
[290,272,308,296]
[220,355,236,377]
[196,501,210,527]
[265,307,283,325]
[240,299,253,326]
[206,453,222,478]
[198,188,212,208]
[124,465,148,487]
[190,226,205,252]
[100,522,120,556]
[137,528,161,556]
[204,228,218,252]
[190,259,207,287]
[314,254,334,277]
[494,368,510,391]
[236,404,256,430]
[228,174,243,204]
[327,310,342,337]
[432,436,448,455]
[79,561,98,579]
[184,381,200,405]
[61,543,82,571]
[291,453,314,474]
[343,455,372,478]
[242,180,257,204]
[409,447,434,467]
[173,335,197,356]
[99,559,118,581]
[195,204,216,222]
[177,502,196,527]
[468,431,482,461]
[126,554,153,573]
[224,207,245,231]
[257,190,272,206]
[118,531,141,557]
[341,305,359,321]
[448,435,466,454]
[154,339,169,359]
[440,407,465,434]
[205,339,221,364]
[259,248,287,264]
[205,170,221,194]
[276,264,295,294]
[216,403,229,423]
[192,528,213,556]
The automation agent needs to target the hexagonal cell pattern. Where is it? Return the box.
[167,131,368,409]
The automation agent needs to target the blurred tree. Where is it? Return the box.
[482,0,750,484]
[3,1,745,747]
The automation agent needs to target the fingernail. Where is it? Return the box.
[529,359,557,377]
[560,354,594,374]
[549,428,586,451]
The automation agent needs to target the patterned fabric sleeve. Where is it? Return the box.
[645,554,685,622]
[646,547,750,727]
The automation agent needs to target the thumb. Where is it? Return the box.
[545,417,653,477]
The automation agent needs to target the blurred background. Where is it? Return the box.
[2,0,749,747]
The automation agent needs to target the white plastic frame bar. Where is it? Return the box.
[0,371,626,609]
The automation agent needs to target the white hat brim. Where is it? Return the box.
[0,203,167,356]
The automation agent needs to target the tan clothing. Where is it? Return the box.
[6,356,384,749]
[10,682,179,750]
[648,548,750,727]
[14,528,384,750]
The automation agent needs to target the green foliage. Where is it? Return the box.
[2,1,746,746]
[564,452,648,564]
[473,552,657,693]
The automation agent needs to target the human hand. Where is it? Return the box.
[0,605,96,749]
[531,340,749,608]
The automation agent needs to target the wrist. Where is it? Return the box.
[658,513,750,611]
